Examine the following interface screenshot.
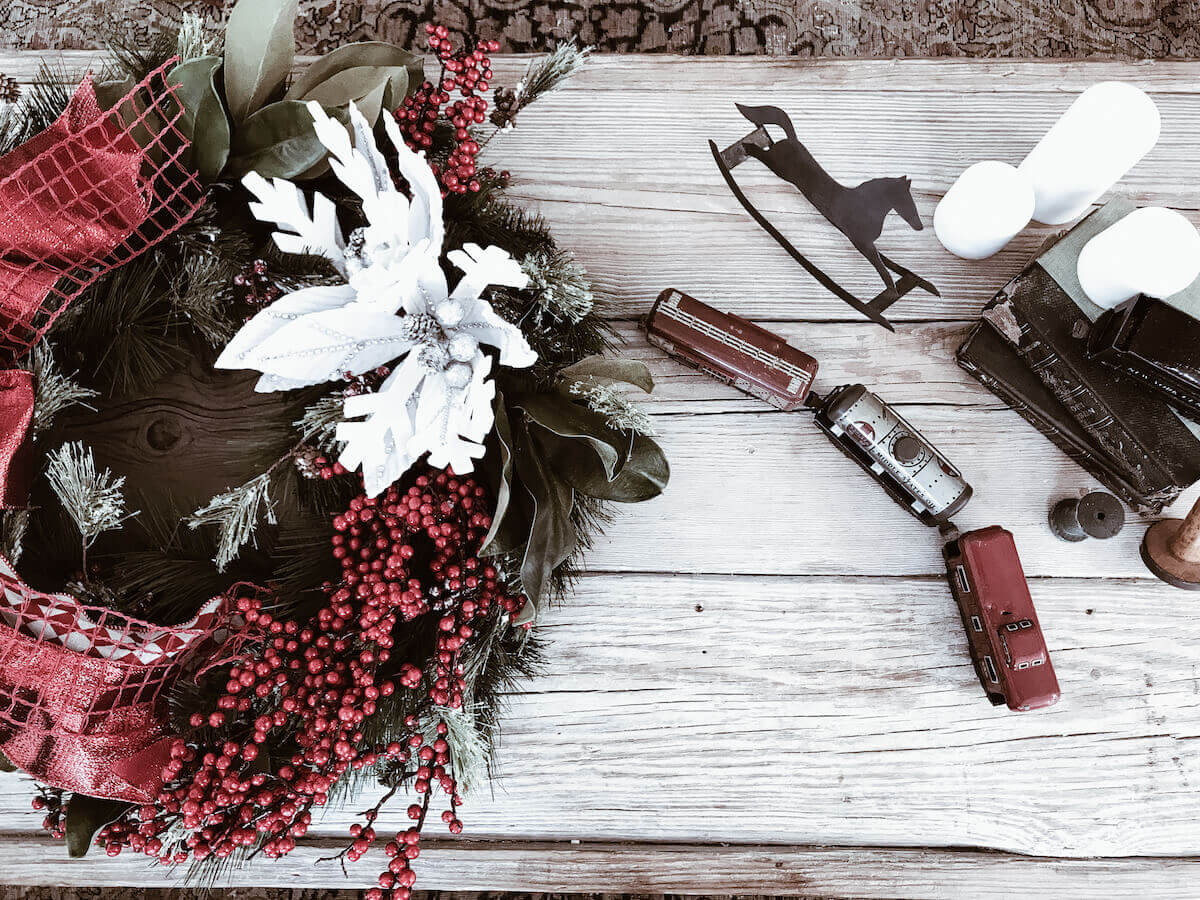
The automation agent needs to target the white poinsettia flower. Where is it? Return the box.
[214,100,535,496]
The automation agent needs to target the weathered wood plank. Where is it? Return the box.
[581,401,1199,579]
[0,837,1198,897]
[0,573,1196,858]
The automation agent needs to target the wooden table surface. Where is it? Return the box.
[0,52,1199,897]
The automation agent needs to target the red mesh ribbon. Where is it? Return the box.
[0,557,262,802]
[0,60,204,507]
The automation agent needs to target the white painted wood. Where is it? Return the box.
[0,837,1199,897]
[0,51,1198,892]
[0,574,1196,859]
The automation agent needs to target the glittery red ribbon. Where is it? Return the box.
[0,62,203,509]
[0,557,262,803]
[0,62,211,800]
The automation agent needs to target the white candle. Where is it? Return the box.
[1018,82,1160,225]
[933,161,1035,260]
[1077,207,1200,309]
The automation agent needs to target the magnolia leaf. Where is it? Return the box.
[168,55,230,181]
[224,0,298,123]
[292,79,389,180]
[544,430,669,503]
[92,76,135,111]
[515,392,627,481]
[559,356,654,393]
[294,66,405,121]
[513,419,576,606]
[480,391,516,556]
[228,100,338,179]
[286,41,422,102]
[65,795,132,858]
[353,79,389,129]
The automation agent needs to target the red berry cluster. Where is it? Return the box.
[343,365,393,398]
[396,26,499,195]
[90,467,527,898]
[233,259,282,313]
[31,787,65,839]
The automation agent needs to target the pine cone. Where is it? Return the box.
[400,313,441,344]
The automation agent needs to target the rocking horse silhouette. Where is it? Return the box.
[710,103,938,331]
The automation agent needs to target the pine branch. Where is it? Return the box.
[489,43,591,131]
[294,394,344,453]
[1,509,28,564]
[568,381,656,436]
[0,61,72,156]
[29,342,98,436]
[522,247,594,323]
[175,13,214,62]
[103,25,180,83]
[186,472,277,572]
[50,253,188,395]
[45,442,134,566]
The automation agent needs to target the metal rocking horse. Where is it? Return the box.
[710,103,938,331]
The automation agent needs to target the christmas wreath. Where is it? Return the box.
[0,2,668,892]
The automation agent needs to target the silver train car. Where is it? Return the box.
[813,384,972,526]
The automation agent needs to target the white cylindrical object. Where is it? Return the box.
[933,161,1035,260]
[1018,82,1160,225]
[1077,207,1200,309]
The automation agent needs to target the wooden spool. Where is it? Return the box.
[1140,495,1200,589]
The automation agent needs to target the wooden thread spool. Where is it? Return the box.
[1141,495,1200,589]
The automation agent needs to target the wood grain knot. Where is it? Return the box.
[144,414,187,454]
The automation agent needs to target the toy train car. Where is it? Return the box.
[644,288,819,410]
[941,526,1060,711]
[814,384,972,527]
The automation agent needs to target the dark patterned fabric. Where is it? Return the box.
[3,0,1199,57]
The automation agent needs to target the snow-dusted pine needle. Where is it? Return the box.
[175,13,213,61]
[30,342,97,436]
[569,381,656,436]
[46,442,132,554]
[187,472,276,572]
[424,705,490,793]
[294,395,345,453]
[522,248,594,323]
[491,43,591,129]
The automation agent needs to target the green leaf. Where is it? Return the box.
[285,41,422,103]
[513,419,576,606]
[289,66,405,122]
[92,77,135,111]
[228,100,340,179]
[223,0,298,123]
[544,430,669,502]
[168,56,231,182]
[514,392,628,481]
[480,391,516,556]
[351,77,389,128]
[65,795,132,858]
[559,356,654,393]
[0,749,15,772]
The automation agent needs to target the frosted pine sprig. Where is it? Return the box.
[187,471,277,572]
[522,248,594,323]
[569,381,656,436]
[46,441,133,557]
[29,342,97,436]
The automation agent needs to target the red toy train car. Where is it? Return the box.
[644,288,818,411]
[941,526,1060,711]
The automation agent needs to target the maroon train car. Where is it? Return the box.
[942,526,1060,711]
[644,288,819,411]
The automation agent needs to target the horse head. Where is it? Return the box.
[890,177,924,231]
